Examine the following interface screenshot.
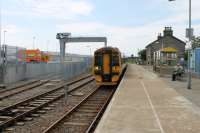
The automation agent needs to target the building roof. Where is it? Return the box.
[146,35,186,48]
[146,27,186,48]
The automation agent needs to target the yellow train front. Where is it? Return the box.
[93,47,122,85]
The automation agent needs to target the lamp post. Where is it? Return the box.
[3,30,6,45]
[169,0,192,89]
[33,36,36,49]
[86,45,92,56]
[187,0,192,89]
[46,40,49,52]
[0,3,2,64]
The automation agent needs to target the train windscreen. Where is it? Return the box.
[95,55,102,66]
[112,55,119,66]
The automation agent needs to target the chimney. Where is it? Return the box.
[163,27,173,36]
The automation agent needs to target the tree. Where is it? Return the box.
[192,36,200,49]
[184,50,188,61]
[131,54,134,58]
[138,49,146,61]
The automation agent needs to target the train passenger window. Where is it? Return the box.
[95,55,102,65]
[112,55,119,65]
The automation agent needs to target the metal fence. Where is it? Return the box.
[0,45,92,84]
[190,48,200,78]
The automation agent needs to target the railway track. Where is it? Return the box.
[0,74,93,132]
[0,72,62,94]
[0,80,50,100]
[0,74,63,100]
[43,86,115,133]
[0,80,39,94]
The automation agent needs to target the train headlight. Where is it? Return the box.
[94,66,100,71]
[112,66,120,72]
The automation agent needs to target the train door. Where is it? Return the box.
[103,54,111,81]
[103,54,110,74]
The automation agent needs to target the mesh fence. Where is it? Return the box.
[0,45,26,65]
[0,45,92,84]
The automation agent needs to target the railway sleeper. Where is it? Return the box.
[31,113,40,117]
[68,116,95,121]
[79,106,100,110]
[44,96,60,99]
[16,122,25,126]
[72,113,96,117]
[37,110,46,114]
[42,107,52,111]
[16,109,31,112]
[29,103,43,107]
[84,101,105,105]
[48,104,55,107]
[0,111,16,116]
[67,119,93,124]
[40,98,56,100]
[24,117,33,121]
[18,106,34,109]
[64,122,89,126]
[77,109,99,113]
[0,116,13,120]
[81,103,104,106]
[4,127,15,131]
[35,99,50,102]
[87,98,107,101]
[30,101,47,104]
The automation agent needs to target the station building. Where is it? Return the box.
[146,27,186,65]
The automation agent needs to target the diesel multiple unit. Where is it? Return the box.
[93,47,122,85]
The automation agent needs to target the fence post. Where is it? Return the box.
[64,84,68,105]
[16,47,18,73]
[0,63,3,84]
[0,44,2,84]
[2,45,7,84]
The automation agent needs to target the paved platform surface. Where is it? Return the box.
[95,64,200,133]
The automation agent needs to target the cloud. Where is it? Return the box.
[57,16,200,56]
[54,0,200,55]
[5,0,94,19]
[56,22,160,55]
[2,24,28,34]
[3,0,200,56]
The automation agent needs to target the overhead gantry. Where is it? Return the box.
[56,33,107,63]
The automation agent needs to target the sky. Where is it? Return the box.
[1,0,200,56]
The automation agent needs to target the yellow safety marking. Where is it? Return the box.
[103,54,110,74]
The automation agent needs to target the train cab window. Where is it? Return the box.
[95,55,102,66]
[112,55,119,66]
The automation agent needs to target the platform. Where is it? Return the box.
[95,64,200,133]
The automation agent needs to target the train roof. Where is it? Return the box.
[94,47,121,54]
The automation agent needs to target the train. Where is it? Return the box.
[24,49,50,63]
[93,47,123,85]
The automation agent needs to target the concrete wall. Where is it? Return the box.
[1,61,90,84]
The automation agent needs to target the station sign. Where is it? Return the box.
[186,28,194,39]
